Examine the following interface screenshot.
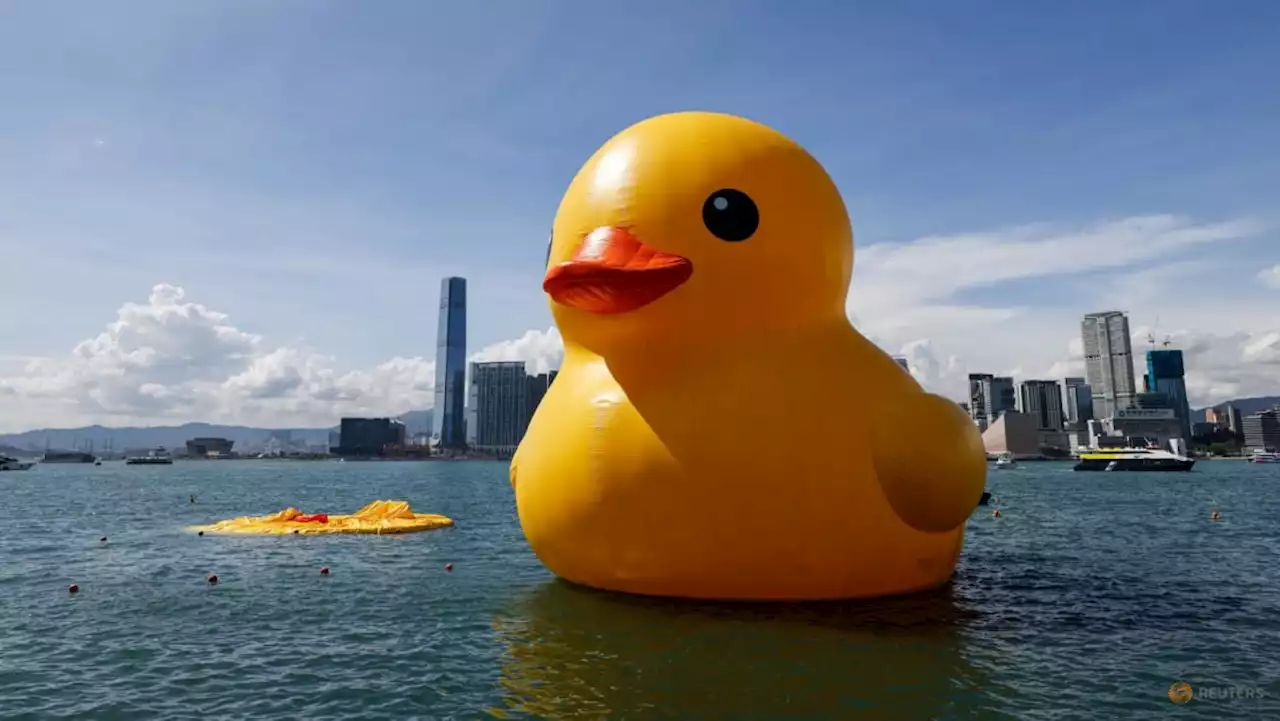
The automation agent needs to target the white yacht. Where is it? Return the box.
[993,452,1017,469]
[0,455,36,471]
[1074,446,1194,472]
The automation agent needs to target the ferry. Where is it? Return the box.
[0,455,36,471]
[125,447,174,465]
[1073,446,1195,472]
[1250,450,1280,464]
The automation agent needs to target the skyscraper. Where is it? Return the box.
[431,277,467,449]
[469,361,530,454]
[1018,380,1064,430]
[968,373,1016,429]
[1063,377,1094,424]
[1081,311,1137,420]
[1145,348,1191,440]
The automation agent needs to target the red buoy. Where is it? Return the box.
[207,573,219,585]
[68,584,80,594]
[320,566,330,575]
[1211,510,1221,521]
[992,509,1001,518]
[444,563,454,572]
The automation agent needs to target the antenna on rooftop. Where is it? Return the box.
[1162,335,1172,348]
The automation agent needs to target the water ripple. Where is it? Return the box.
[2,460,1279,718]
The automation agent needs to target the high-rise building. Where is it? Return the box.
[1082,311,1137,419]
[1018,380,1064,430]
[1063,377,1094,424]
[470,361,532,455]
[526,370,558,423]
[431,277,468,449]
[1242,408,1280,452]
[968,373,993,429]
[968,373,1016,430]
[1224,404,1243,434]
[1145,349,1191,440]
[335,417,406,457]
[892,356,910,373]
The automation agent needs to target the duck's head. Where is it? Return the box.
[543,112,852,354]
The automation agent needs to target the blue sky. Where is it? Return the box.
[1,1,1278,428]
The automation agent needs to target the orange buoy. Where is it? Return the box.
[992,510,1001,518]
[207,573,219,585]
[444,563,454,572]
[68,584,80,594]
[320,566,330,575]
[1211,510,1220,521]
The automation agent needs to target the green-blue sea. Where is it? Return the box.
[2,459,1279,719]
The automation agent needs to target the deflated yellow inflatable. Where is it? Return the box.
[189,500,454,535]
[512,112,986,601]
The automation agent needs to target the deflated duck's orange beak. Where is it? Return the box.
[542,226,693,314]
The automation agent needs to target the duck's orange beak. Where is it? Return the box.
[543,226,692,314]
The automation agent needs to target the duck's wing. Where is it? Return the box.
[871,392,987,533]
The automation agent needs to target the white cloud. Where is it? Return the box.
[1260,264,1280,289]
[0,284,561,431]
[1,212,1276,432]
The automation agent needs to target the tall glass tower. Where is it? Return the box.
[432,277,468,449]
[1146,348,1191,441]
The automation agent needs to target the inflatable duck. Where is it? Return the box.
[512,112,987,601]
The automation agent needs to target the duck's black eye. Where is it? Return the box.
[702,189,758,242]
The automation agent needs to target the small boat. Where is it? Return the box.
[1073,446,1194,472]
[1249,450,1279,464]
[0,455,35,471]
[993,452,1017,469]
[125,447,174,465]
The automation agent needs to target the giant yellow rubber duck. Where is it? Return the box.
[512,111,987,601]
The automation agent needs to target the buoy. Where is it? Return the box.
[292,529,300,535]
[68,584,80,594]
[444,563,454,572]
[197,531,204,536]
[992,510,1001,518]
[99,536,107,543]
[207,573,219,585]
[1211,510,1220,521]
[319,566,330,575]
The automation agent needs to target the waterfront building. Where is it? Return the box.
[1063,377,1094,424]
[1145,349,1191,440]
[1081,311,1137,419]
[526,370,558,422]
[470,361,532,456]
[432,277,468,449]
[1018,380,1065,430]
[1242,408,1280,451]
[185,437,233,458]
[334,417,406,456]
[892,356,910,373]
[968,374,1016,430]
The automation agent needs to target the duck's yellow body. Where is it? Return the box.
[513,112,986,601]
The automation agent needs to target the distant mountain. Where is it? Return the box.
[0,409,434,453]
[1191,396,1280,423]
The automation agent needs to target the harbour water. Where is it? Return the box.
[2,460,1278,719]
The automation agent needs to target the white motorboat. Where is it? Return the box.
[0,455,36,471]
[993,452,1017,469]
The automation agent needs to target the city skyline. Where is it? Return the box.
[1,4,1279,431]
